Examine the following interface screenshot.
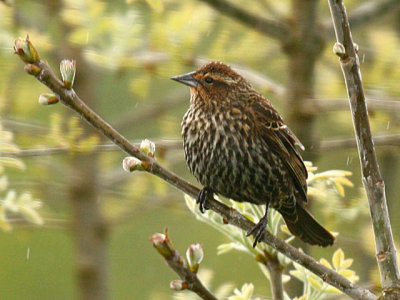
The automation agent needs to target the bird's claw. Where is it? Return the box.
[197,187,213,213]
[246,223,266,248]
[246,215,268,248]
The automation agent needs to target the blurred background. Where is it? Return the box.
[0,0,399,299]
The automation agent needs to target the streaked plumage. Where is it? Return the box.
[172,62,334,247]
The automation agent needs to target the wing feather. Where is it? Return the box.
[251,98,308,202]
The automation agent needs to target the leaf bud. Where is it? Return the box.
[122,157,145,172]
[14,35,40,64]
[24,64,42,76]
[353,43,359,54]
[333,42,346,58]
[38,93,59,105]
[170,280,187,291]
[149,229,175,257]
[186,243,203,272]
[140,139,156,157]
[60,59,76,89]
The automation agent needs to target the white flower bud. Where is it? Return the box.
[60,59,76,89]
[149,233,166,246]
[333,42,346,58]
[38,93,59,105]
[186,244,204,271]
[170,280,187,291]
[140,139,156,156]
[122,157,144,172]
[14,35,40,64]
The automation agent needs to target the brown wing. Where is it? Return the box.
[250,97,308,202]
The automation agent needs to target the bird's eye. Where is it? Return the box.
[204,77,214,84]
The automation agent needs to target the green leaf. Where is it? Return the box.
[332,248,344,269]
[19,205,43,225]
[217,243,235,255]
[0,142,21,153]
[319,258,332,269]
[340,258,354,269]
[325,286,341,294]
[335,176,354,187]
[289,270,306,281]
[0,157,25,170]
[334,182,345,197]
[309,276,323,291]
[339,269,357,280]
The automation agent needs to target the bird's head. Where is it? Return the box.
[171,62,248,106]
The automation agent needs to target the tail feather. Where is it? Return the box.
[281,202,335,247]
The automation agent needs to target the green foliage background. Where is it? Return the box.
[0,0,399,299]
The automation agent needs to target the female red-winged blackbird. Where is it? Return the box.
[172,62,334,247]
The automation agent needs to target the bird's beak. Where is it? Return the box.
[171,71,198,88]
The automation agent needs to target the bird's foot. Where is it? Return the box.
[246,214,268,248]
[197,187,213,213]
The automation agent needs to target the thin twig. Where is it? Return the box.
[312,98,400,112]
[198,0,290,43]
[328,1,400,299]
[7,132,400,158]
[14,42,377,300]
[150,229,217,300]
[319,133,400,151]
[5,140,182,157]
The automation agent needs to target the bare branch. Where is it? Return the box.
[6,140,182,157]
[198,0,290,43]
[319,133,400,151]
[8,131,400,159]
[150,230,217,300]
[14,41,377,300]
[312,98,400,112]
[328,1,400,298]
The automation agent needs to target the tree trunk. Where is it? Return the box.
[284,0,325,160]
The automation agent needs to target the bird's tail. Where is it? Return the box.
[281,202,335,247]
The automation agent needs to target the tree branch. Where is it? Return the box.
[198,0,290,43]
[7,131,400,158]
[328,1,400,298]
[150,230,217,300]
[6,140,182,157]
[14,40,377,300]
[319,133,400,151]
[312,98,400,112]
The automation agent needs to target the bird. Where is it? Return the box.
[171,61,334,247]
